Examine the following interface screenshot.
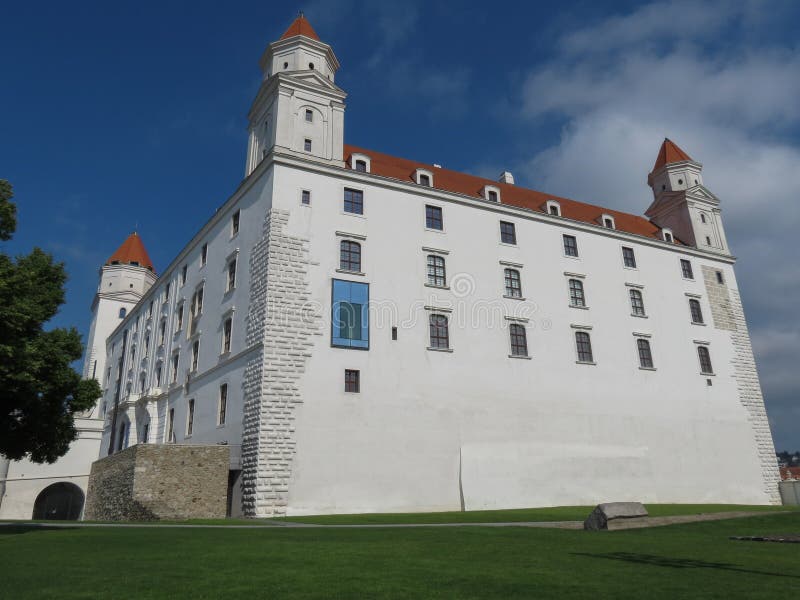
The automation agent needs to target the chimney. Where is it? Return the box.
[498,171,514,185]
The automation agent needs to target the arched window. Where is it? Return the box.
[697,346,713,374]
[568,279,586,307]
[429,314,449,349]
[689,299,704,324]
[629,289,646,316]
[426,255,446,287]
[637,339,654,368]
[119,307,127,319]
[504,268,522,298]
[575,331,594,363]
[509,323,528,357]
[340,240,362,272]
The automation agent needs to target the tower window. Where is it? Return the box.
[428,314,450,350]
[344,369,360,393]
[504,268,522,298]
[304,138,312,152]
[426,255,447,288]
[426,205,443,230]
[629,289,646,316]
[283,62,288,69]
[575,331,594,363]
[509,323,528,357]
[500,221,517,245]
[706,236,712,245]
[697,346,713,374]
[716,271,724,284]
[343,188,364,214]
[700,213,707,223]
[637,339,654,369]
[308,62,314,70]
[563,234,579,257]
[569,279,586,308]
[305,109,313,122]
[340,240,362,272]
[689,299,704,324]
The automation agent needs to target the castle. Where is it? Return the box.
[0,15,780,519]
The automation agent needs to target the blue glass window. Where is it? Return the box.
[332,279,369,349]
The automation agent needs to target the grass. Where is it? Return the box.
[1,511,799,598]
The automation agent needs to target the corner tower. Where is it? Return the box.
[645,138,730,254]
[245,14,347,175]
[81,232,156,415]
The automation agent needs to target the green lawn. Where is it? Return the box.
[1,512,798,599]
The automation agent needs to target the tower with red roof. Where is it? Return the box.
[646,138,729,254]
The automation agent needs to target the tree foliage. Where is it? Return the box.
[0,179,101,462]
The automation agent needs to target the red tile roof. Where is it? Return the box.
[280,15,320,41]
[652,138,693,172]
[780,466,800,480]
[106,232,155,272]
[344,144,668,241]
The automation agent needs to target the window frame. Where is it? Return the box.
[637,338,654,369]
[301,189,311,206]
[428,313,450,350]
[575,331,594,364]
[697,345,714,375]
[218,384,228,426]
[222,317,232,354]
[563,234,579,258]
[339,240,362,273]
[343,187,364,215]
[426,254,447,288]
[509,323,529,357]
[331,279,370,350]
[500,221,517,245]
[689,298,704,324]
[344,369,360,393]
[629,288,646,317]
[504,268,522,298]
[231,210,240,237]
[200,243,208,267]
[425,205,444,231]
[186,398,195,437]
[622,246,637,269]
[226,256,237,292]
[568,278,586,308]
[680,259,694,280]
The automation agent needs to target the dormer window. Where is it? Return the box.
[305,109,313,122]
[662,228,674,243]
[351,153,370,173]
[482,185,501,203]
[546,200,561,216]
[415,169,434,187]
[601,214,615,229]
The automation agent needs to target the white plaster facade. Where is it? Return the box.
[87,18,780,517]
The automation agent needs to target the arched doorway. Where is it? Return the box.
[32,482,85,520]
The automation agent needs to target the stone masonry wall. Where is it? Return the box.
[703,267,780,504]
[240,208,320,517]
[83,444,229,521]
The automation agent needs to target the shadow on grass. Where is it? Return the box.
[571,552,800,579]
[0,524,77,536]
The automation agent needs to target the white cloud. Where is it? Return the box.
[514,0,800,450]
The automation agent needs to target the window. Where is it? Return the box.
[697,346,713,374]
[339,240,362,272]
[391,327,398,341]
[706,235,712,245]
[689,299,704,324]
[331,279,369,349]
[171,352,179,383]
[301,190,311,205]
[118,307,127,319]
[167,408,175,442]
[201,243,208,266]
[176,303,184,331]
[218,384,228,426]
[143,334,150,357]
[680,259,694,279]
[155,364,162,387]
[186,399,194,436]
[227,257,237,291]
[181,264,188,285]
[629,289,646,316]
[165,282,171,301]
[419,173,431,187]
[147,300,153,318]
[500,221,516,245]
[139,373,146,393]
[664,231,674,243]
[716,271,724,284]
[622,247,637,268]
[509,323,528,357]
[575,331,594,363]
[547,201,561,216]
[191,340,199,372]
[193,286,204,317]
[488,190,499,202]
[117,423,126,451]
[504,268,522,298]
[304,138,312,152]
[425,205,443,230]
[141,422,149,444]
[343,188,364,214]
[305,109,313,122]
[637,339,654,368]
[222,318,232,354]
[603,216,615,229]
[344,369,360,392]
[231,210,240,236]
[700,213,707,224]
[568,279,586,307]
[426,255,447,287]
[159,319,166,345]
[563,234,578,257]
[355,159,367,172]
[428,314,450,349]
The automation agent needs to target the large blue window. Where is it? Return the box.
[332,279,369,349]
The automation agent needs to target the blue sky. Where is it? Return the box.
[1,1,798,450]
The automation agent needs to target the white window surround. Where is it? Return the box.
[601,214,616,229]
[546,200,561,216]
[662,227,674,242]
[625,282,644,289]
[632,331,652,338]
[482,185,501,203]
[415,168,434,187]
[351,153,371,172]
[570,324,593,330]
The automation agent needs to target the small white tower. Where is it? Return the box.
[645,138,730,254]
[245,14,347,175]
[81,232,156,417]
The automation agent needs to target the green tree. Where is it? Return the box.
[0,179,101,462]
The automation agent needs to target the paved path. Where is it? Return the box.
[0,510,784,531]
